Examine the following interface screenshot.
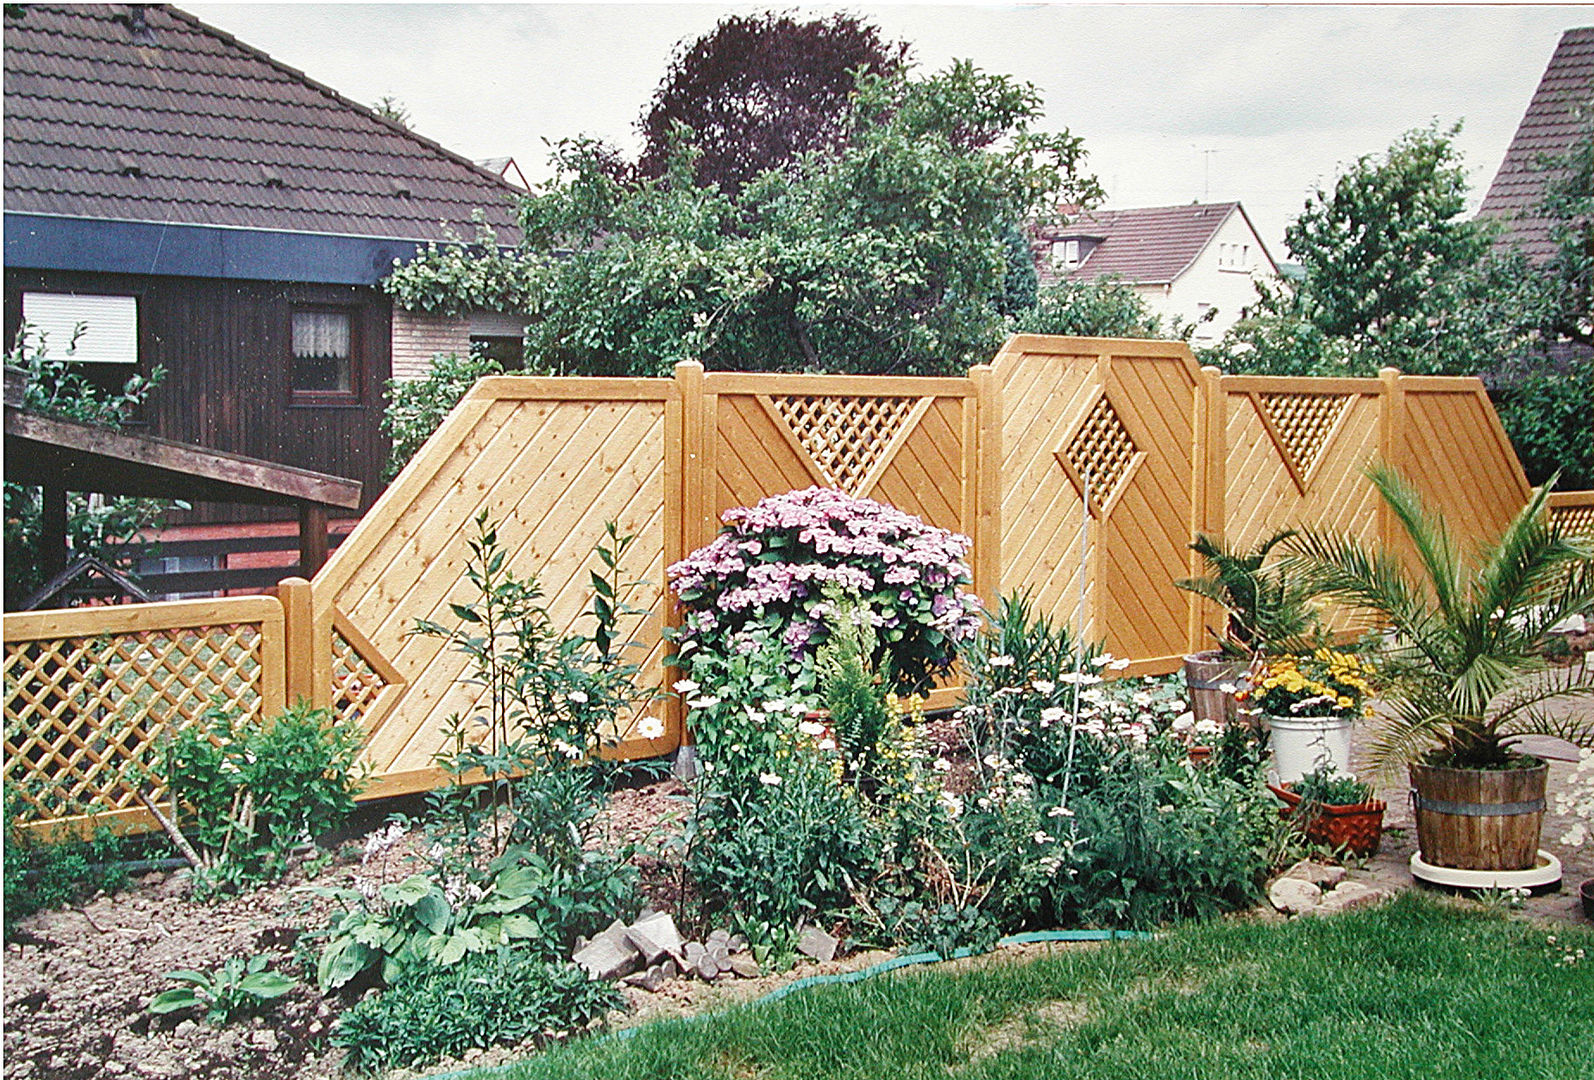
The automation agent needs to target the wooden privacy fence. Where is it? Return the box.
[6,336,1592,832]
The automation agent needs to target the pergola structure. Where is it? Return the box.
[4,402,361,601]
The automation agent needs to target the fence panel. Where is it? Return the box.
[2,596,285,836]
[308,377,678,799]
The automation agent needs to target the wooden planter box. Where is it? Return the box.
[1269,783,1386,857]
[1410,760,1547,871]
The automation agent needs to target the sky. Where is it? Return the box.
[182,2,1594,255]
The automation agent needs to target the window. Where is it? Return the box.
[21,292,138,362]
[1051,239,1082,270]
[291,308,359,404]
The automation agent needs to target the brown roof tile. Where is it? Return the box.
[1477,27,1593,262]
[3,4,523,243]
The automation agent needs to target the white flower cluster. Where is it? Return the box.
[1553,747,1594,848]
[361,822,406,865]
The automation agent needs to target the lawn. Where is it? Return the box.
[476,895,1594,1080]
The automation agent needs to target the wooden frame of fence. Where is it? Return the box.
[2,595,285,838]
[7,336,1592,832]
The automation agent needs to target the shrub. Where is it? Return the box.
[1491,359,1594,489]
[147,954,295,1026]
[164,700,366,893]
[668,487,983,694]
[380,349,503,480]
[331,950,618,1073]
[3,789,142,939]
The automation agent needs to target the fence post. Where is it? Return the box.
[675,361,708,560]
[275,576,316,707]
[1378,368,1403,551]
[969,363,1003,607]
[1188,365,1227,653]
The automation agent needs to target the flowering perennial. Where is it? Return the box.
[1238,649,1375,719]
[667,487,982,690]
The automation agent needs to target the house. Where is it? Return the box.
[2,3,528,529]
[1477,26,1593,263]
[1029,201,1279,345]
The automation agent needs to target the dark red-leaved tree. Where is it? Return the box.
[635,11,911,193]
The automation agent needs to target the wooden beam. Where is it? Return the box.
[5,408,362,508]
[298,503,329,576]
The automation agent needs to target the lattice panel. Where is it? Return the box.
[1553,504,1594,543]
[769,395,920,495]
[3,624,265,823]
[1256,392,1351,477]
[1061,395,1139,509]
[331,627,388,729]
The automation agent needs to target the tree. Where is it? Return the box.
[1014,276,1167,339]
[372,95,410,128]
[1536,116,1593,346]
[386,61,1102,377]
[635,12,910,194]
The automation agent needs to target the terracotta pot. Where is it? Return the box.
[1269,783,1386,857]
[1409,760,1548,872]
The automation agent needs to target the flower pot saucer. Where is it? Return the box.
[1409,850,1561,895]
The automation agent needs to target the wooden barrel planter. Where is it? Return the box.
[1409,760,1548,871]
[1181,650,1248,729]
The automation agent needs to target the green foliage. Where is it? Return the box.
[380,349,504,479]
[1290,766,1373,808]
[1491,356,1594,488]
[1535,116,1592,346]
[165,701,366,893]
[1288,464,1594,771]
[386,61,1101,376]
[873,897,1000,958]
[4,324,176,608]
[147,954,295,1026]
[2,789,141,939]
[817,591,894,786]
[1012,275,1167,339]
[383,217,534,318]
[1175,530,1323,658]
[332,950,619,1073]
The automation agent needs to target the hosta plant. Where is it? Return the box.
[1288,464,1594,773]
[668,487,982,693]
[148,954,295,1026]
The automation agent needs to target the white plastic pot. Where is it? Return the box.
[1267,713,1353,784]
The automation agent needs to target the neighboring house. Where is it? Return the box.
[1477,26,1593,263]
[1030,201,1278,345]
[2,3,527,522]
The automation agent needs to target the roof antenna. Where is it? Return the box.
[126,5,154,43]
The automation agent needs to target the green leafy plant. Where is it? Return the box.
[163,700,366,893]
[4,323,177,608]
[331,949,619,1073]
[1288,464,1594,771]
[3,787,144,939]
[379,348,504,480]
[147,954,295,1026]
[1176,530,1323,658]
[1289,766,1374,808]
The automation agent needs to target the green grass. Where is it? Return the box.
[472,895,1594,1080]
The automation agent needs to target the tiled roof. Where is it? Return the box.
[3,4,522,243]
[1033,202,1267,286]
[1477,27,1593,262]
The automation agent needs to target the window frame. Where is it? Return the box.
[288,303,362,408]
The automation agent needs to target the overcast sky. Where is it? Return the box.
[183,2,1594,255]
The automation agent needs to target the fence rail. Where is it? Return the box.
[6,336,1590,832]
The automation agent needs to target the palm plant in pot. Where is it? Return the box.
[1175,530,1323,730]
[1289,464,1594,873]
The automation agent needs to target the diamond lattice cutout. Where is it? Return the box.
[1553,504,1594,542]
[1061,395,1139,510]
[2,625,265,823]
[769,396,921,495]
[1256,392,1351,477]
[331,628,388,728]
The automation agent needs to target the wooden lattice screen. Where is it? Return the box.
[1057,393,1143,516]
[1254,391,1352,480]
[767,395,923,496]
[2,597,285,834]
